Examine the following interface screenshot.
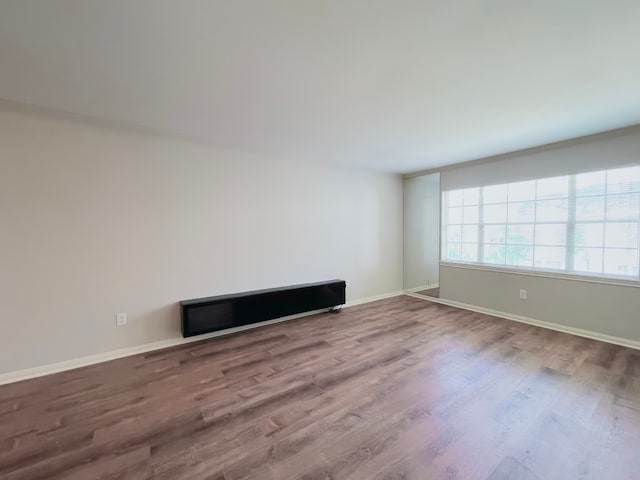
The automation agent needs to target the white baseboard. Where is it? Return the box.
[404,283,439,294]
[404,292,640,351]
[344,290,404,307]
[0,291,404,386]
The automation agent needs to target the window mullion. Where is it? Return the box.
[532,182,537,267]
[566,175,576,272]
[478,188,484,263]
[637,220,640,281]
[441,192,448,261]
[602,174,607,273]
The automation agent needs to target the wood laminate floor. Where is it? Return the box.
[1,295,639,480]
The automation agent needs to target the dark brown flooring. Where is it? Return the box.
[415,287,440,298]
[1,295,639,480]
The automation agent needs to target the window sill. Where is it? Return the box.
[439,261,640,288]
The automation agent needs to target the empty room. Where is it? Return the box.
[1,1,639,479]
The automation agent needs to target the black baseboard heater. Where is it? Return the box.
[180,279,346,337]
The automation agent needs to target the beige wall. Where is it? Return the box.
[440,266,640,341]
[439,127,640,342]
[441,126,640,191]
[0,108,403,374]
[403,173,440,289]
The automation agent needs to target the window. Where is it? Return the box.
[441,165,640,281]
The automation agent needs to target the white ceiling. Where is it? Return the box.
[1,1,639,173]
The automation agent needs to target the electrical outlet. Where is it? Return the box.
[519,290,527,300]
[116,312,128,326]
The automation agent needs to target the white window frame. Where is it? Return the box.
[441,165,640,286]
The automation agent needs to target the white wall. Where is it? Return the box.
[403,173,440,289]
[0,108,403,374]
[439,127,640,342]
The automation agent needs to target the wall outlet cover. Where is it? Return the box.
[116,312,128,326]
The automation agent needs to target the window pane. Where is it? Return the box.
[508,181,536,202]
[534,246,566,270]
[463,206,479,224]
[483,245,505,265]
[484,203,507,223]
[442,166,640,281]
[484,224,506,244]
[535,224,567,246]
[448,190,464,207]
[607,166,640,194]
[447,225,462,243]
[576,171,606,196]
[537,176,569,200]
[574,248,603,274]
[461,243,478,262]
[506,246,533,267]
[576,196,605,221]
[446,243,461,261]
[483,184,508,204]
[536,199,569,222]
[507,224,534,245]
[462,225,478,243]
[575,223,604,247]
[448,207,463,224]
[604,249,638,277]
[463,188,480,205]
[508,201,535,223]
[606,193,640,220]
[605,223,639,248]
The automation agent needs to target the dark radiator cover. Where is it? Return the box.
[180,279,346,337]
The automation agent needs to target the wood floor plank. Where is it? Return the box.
[0,295,639,479]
